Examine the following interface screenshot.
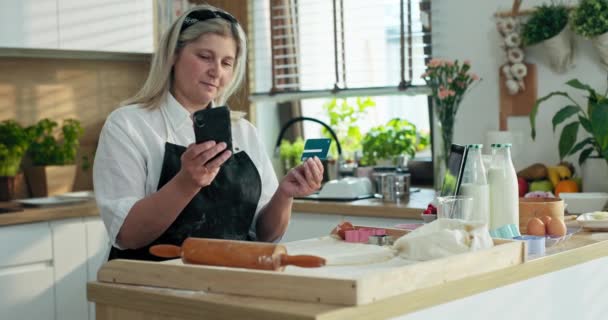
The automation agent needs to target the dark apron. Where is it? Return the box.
[108,142,262,261]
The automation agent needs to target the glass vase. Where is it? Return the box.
[433,116,455,191]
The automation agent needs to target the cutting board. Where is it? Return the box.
[499,63,537,130]
[97,228,525,306]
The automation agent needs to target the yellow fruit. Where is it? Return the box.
[555,165,572,179]
[546,166,560,187]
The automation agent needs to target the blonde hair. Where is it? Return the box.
[122,5,247,109]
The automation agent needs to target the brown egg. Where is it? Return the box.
[547,218,567,237]
[540,215,552,226]
[527,218,546,236]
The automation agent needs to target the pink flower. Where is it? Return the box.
[464,60,471,66]
[448,90,456,97]
[445,60,455,67]
[438,88,450,100]
[428,58,443,68]
[470,73,480,81]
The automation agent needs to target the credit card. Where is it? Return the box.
[301,138,331,161]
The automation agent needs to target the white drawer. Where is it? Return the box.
[0,222,52,268]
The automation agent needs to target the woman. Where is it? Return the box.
[93,5,324,261]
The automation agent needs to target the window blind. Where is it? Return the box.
[250,0,432,102]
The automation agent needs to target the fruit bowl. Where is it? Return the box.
[559,192,608,214]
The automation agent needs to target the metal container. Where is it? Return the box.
[373,172,411,203]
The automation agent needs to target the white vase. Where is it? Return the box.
[592,31,608,71]
[582,157,608,192]
[540,25,574,73]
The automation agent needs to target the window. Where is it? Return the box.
[250,0,432,159]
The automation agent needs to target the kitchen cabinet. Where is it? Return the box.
[0,0,153,52]
[84,217,110,320]
[0,215,109,320]
[58,0,153,53]
[50,218,89,320]
[0,0,59,49]
[0,222,55,320]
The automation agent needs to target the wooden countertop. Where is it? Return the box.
[87,225,608,320]
[293,188,435,219]
[0,201,99,226]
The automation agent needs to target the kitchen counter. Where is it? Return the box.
[0,201,99,226]
[293,188,434,219]
[88,226,608,320]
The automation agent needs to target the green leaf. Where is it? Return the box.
[589,101,608,154]
[566,79,598,97]
[568,137,594,156]
[579,115,593,133]
[579,147,594,166]
[530,91,571,140]
[552,106,579,132]
[558,122,579,160]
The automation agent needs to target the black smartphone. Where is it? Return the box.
[439,144,469,197]
[192,106,233,157]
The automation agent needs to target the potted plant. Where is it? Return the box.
[321,97,376,160]
[279,137,305,174]
[25,118,84,197]
[570,0,608,69]
[521,3,573,73]
[530,79,608,192]
[360,118,422,166]
[0,120,30,201]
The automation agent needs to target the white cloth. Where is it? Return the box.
[393,219,494,261]
[93,94,278,248]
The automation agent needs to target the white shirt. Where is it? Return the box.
[93,94,278,248]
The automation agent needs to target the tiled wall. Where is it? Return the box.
[0,57,149,191]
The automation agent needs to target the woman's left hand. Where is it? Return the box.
[278,157,324,198]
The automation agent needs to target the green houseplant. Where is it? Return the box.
[570,0,608,38]
[360,118,421,166]
[521,3,573,73]
[321,97,376,160]
[25,118,84,197]
[0,120,30,176]
[530,79,608,166]
[0,120,30,201]
[571,0,608,68]
[279,137,305,173]
[522,3,569,46]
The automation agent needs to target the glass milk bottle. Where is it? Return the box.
[487,143,519,231]
[459,144,490,226]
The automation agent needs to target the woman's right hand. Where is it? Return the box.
[176,141,232,189]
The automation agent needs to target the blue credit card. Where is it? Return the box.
[301,138,331,161]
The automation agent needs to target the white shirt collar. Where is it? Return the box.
[164,93,215,132]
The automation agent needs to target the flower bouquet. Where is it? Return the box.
[422,59,480,182]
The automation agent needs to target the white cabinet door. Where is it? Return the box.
[0,222,55,320]
[0,0,59,48]
[58,0,153,52]
[84,216,110,320]
[50,218,89,320]
[281,212,343,243]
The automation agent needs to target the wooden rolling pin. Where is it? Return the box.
[149,237,326,271]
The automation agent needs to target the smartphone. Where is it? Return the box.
[439,144,469,197]
[192,106,233,156]
[301,138,331,161]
